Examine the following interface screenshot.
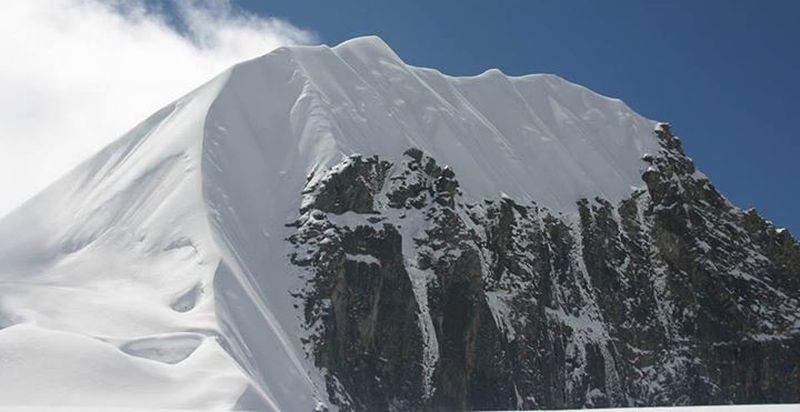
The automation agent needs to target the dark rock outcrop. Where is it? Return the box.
[288,126,800,410]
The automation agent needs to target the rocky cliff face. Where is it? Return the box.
[288,124,800,411]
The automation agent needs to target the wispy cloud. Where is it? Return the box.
[0,0,315,217]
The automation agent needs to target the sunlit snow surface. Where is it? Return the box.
[0,36,679,410]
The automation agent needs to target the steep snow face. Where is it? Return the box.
[0,36,659,410]
[227,36,657,213]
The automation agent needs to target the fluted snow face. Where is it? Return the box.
[212,36,658,214]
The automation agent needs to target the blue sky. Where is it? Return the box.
[230,0,799,233]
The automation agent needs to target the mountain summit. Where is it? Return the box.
[0,36,797,411]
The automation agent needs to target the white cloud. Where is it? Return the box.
[0,0,315,217]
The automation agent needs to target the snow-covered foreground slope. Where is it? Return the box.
[0,68,264,409]
[1,36,777,410]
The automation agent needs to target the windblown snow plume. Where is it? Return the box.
[0,0,314,218]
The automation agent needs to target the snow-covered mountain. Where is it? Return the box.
[0,36,797,411]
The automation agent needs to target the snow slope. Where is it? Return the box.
[0,36,660,410]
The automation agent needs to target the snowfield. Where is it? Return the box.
[0,36,792,411]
